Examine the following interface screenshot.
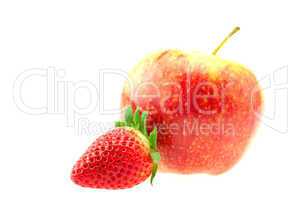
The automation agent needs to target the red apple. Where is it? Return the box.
[121,27,263,174]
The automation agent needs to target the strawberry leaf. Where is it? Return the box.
[150,151,160,164]
[149,127,158,150]
[140,111,148,137]
[133,107,140,130]
[149,132,160,185]
[125,106,133,126]
[150,163,158,185]
[115,121,126,127]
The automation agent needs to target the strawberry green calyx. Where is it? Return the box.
[115,106,160,185]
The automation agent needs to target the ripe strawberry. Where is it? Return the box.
[71,107,160,189]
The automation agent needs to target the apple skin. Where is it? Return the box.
[121,49,263,174]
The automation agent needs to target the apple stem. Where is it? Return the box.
[212,26,240,55]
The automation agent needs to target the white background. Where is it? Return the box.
[0,0,299,199]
